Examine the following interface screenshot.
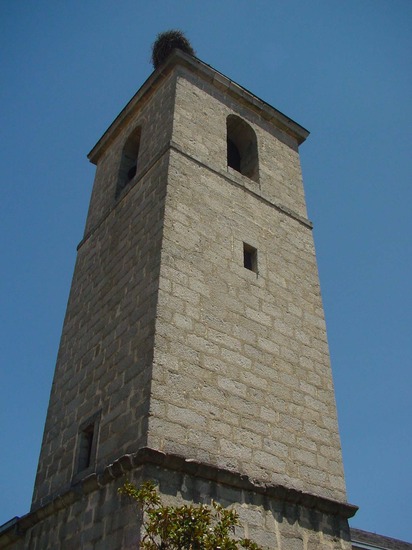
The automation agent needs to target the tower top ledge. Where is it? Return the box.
[88,49,309,165]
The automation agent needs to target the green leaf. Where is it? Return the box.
[118,480,264,549]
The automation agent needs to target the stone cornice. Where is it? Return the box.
[169,141,313,230]
[0,447,357,547]
[87,49,309,166]
[78,139,312,252]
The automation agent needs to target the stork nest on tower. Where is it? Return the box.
[151,30,195,69]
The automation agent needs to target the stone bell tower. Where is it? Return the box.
[0,44,357,549]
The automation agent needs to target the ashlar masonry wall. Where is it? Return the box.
[1,53,356,550]
[31,71,177,510]
[148,69,347,503]
[1,452,353,550]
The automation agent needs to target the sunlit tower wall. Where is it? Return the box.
[0,49,357,549]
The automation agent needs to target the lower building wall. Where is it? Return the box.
[152,469,353,550]
[0,450,354,550]
[1,482,139,550]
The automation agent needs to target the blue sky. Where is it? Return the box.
[1,0,411,542]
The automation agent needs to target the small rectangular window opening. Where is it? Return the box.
[77,424,95,473]
[243,243,258,273]
[73,411,101,482]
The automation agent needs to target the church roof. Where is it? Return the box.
[351,528,412,549]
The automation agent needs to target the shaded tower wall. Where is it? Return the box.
[31,67,177,510]
[0,50,357,550]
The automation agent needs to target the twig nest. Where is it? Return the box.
[152,30,195,69]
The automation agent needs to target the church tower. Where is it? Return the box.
[1,45,357,549]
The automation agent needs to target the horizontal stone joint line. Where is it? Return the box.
[77,142,171,251]
[169,141,313,229]
[1,447,358,544]
[79,137,312,253]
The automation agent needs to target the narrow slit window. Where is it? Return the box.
[74,411,101,480]
[116,126,141,198]
[243,243,258,273]
[77,424,94,472]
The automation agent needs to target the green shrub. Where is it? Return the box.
[119,480,263,549]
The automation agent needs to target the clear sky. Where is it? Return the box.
[1,0,411,542]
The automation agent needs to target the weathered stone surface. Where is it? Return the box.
[0,451,355,549]
[148,70,346,502]
[1,50,355,549]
